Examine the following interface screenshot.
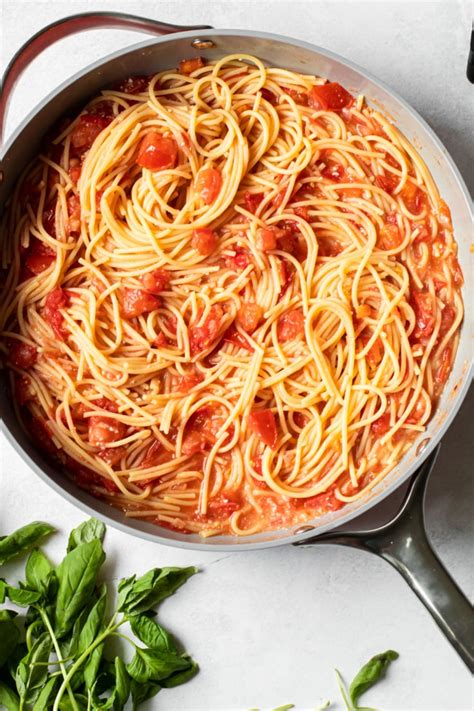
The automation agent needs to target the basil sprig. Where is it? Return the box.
[0,518,198,710]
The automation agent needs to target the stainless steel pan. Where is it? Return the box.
[1,12,472,670]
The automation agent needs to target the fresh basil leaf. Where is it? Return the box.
[7,643,27,684]
[160,657,199,688]
[0,615,20,668]
[117,575,135,611]
[57,693,88,710]
[25,549,53,593]
[32,676,58,711]
[77,583,107,656]
[58,598,95,659]
[67,519,106,552]
[0,522,55,566]
[0,681,19,711]
[90,657,130,711]
[5,585,42,607]
[127,647,191,683]
[54,538,105,637]
[349,650,399,709]
[0,580,5,604]
[130,678,161,708]
[15,631,52,704]
[119,567,197,615]
[129,613,177,652]
[83,642,104,691]
[114,657,131,709]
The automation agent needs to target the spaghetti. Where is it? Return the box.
[0,54,464,536]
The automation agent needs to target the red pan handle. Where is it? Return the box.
[0,11,213,143]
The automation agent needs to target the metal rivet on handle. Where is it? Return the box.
[294,524,315,535]
[416,437,431,456]
[191,39,215,49]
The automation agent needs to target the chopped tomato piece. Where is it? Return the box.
[88,415,126,446]
[256,227,279,251]
[44,287,69,340]
[67,194,81,234]
[9,341,37,369]
[177,371,203,390]
[294,205,310,220]
[141,439,163,468]
[189,304,225,354]
[439,304,456,337]
[261,88,278,104]
[293,411,309,430]
[92,398,118,413]
[153,332,168,347]
[71,114,111,153]
[195,168,222,204]
[237,303,263,332]
[224,246,250,270]
[377,223,403,250]
[244,191,264,213]
[192,228,217,255]
[140,268,170,294]
[284,87,309,105]
[375,173,398,194]
[182,430,208,455]
[410,290,435,341]
[248,409,278,449]
[116,75,151,94]
[68,161,82,184]
[121,289,160,319]
[222,325,253,352]
[308,83,354,111]
[321,162,346,182]
[277,259,296,299]
[434,346,452,386]
[25,238,55,275]
[182,405,223,455]
[97,445,126,467]
[179,57,205,74]
[400,181,424,213]
[137,133,178,170]
[295,487,344,512]
[372,412,391,436]
[360,329,384,366]
[277,309,304,342]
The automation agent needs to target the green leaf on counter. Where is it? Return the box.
[0,522,55,566]
[67,518,106,552]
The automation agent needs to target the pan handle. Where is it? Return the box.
[294,447,474,672]
[0,11,213,142]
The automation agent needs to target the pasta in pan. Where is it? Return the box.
[0,54,463,536]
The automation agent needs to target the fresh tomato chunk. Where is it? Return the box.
[256,227,279,251]
[439,304,456,337]
[88,416,126,446]
[140,269,170,294]
[206,494,241,518]
[244,191,264,213]
[137,133,178,170]
[189,304,225,354]
[9,341,37,368]
[248,409,278,449]
[277,309,304,342]
[192,228,217,255]
[71,114,111,153]
[375,173,399,194]
[25,238,55,275]
[68,161,82,184]
[321,162,346,181]
[410,290,435,341]
[405,397,426,425]
[284,87,309,105]
[182,430,209,455]
[177,370,204,390]
[44,287,69,340]
[308,83,354,111]
[222,325,253,351]
[121,289,160,318]
[372,411,391,436]
[261,88,278,104]
[195,168,222,204]
[224,246,250,270]
[377,223,403,250]
[97,445,126,467]
[237,303,262,332]
[141,439,163,468]
[400,181,424,213]
[179,57,205,75]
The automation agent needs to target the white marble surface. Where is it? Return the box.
[1,2,473,709]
